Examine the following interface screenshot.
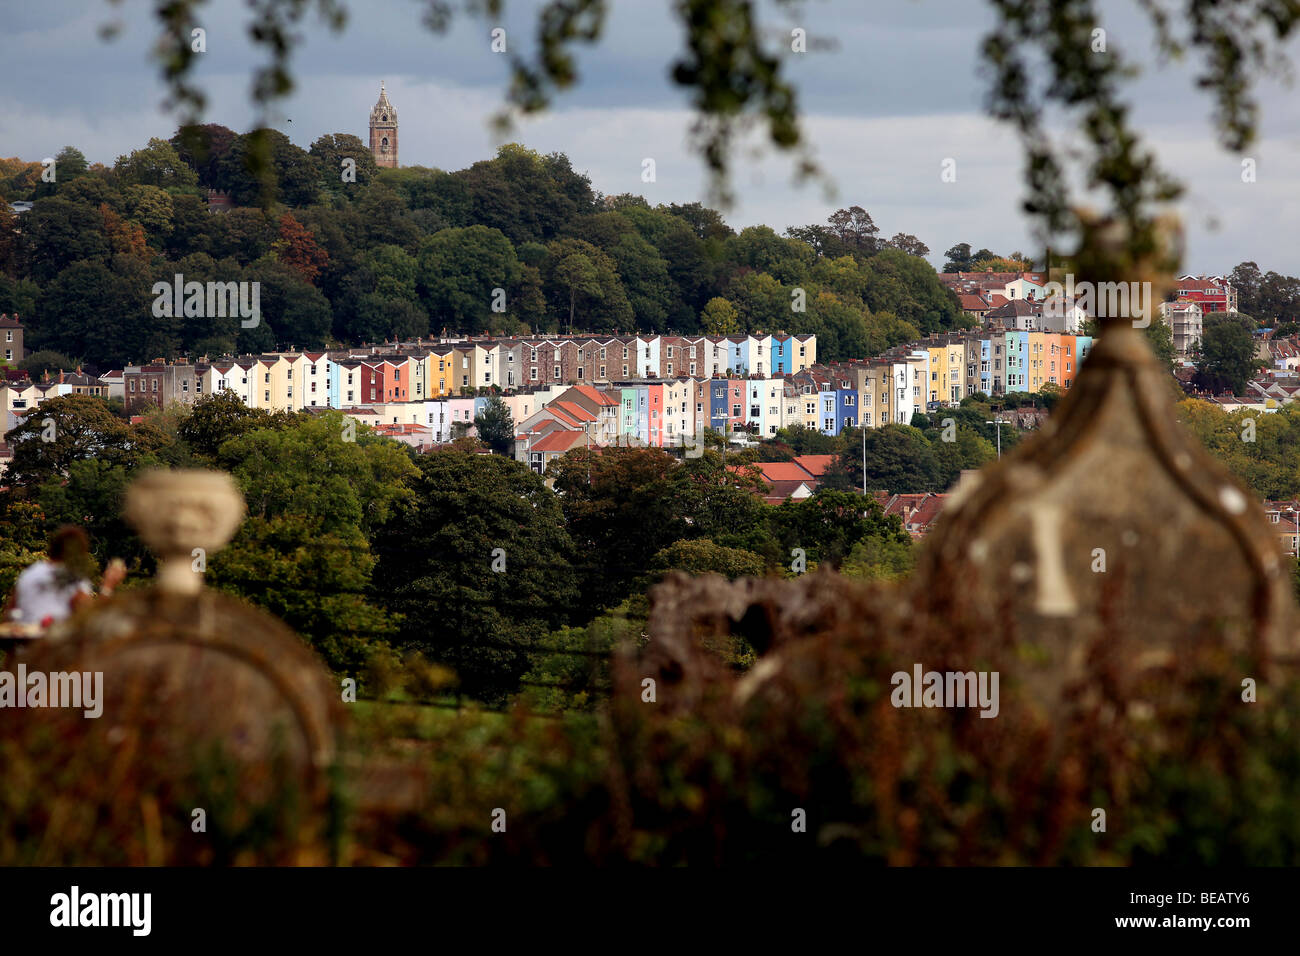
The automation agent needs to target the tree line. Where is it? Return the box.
[0,131,977,370]
[0,391,912,704]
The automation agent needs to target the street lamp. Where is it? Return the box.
[986,417,1009,460]
[862,424,867,496]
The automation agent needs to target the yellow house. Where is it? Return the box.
[443,343,501,392]
[251,357,290,411]
[945,340,966,403]
[429,348,456,397]
[792,334,817,373]
[1027,331,1048,392]
[926,343,947,406]
[861,363,891,429]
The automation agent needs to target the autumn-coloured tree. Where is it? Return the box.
[273,212,329,284]
[99,203,148,259]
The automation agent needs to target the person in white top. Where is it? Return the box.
[4,526,125,632]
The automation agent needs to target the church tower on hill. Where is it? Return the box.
[369,82,398,169]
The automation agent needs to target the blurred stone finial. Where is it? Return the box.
[123,470,244,594]
[642,209,1297,722]
[3,468,344,864]
[915,211,1299,714]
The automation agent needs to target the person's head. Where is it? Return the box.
[48,525,90,564]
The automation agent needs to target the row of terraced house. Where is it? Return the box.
[1,326,1098,477]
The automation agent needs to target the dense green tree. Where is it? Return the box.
[728,225,814,284]
[826,206,881,255]
[177,391,297,462]
[39,258,175,367]
[701,295,740,334]
[825,424,943,494]
[417,225,521,334]
[170,123,239,189]
[209,412,418,671]
[309,133,380,192]
[649,538,767,580]
[2,394,171,488]
[667,202,733,241]
[1229,261,1263,318]
[543,238,633,333]
[17,350,77,376]
[474,396,516,455]
[1194,312,1264,394]
[36,459,145,569]
[373,451,580,701]
[113,137,199,190]
[19,198,111,282]
[573,213,676,330]
[942,243,973,273]
[767,488,908,568]
[886,233,931,258]
[860,248,960,335]
[122,185,174,246]
[841,532,915,582]
[550,446,690,612]
[245,260,334,350]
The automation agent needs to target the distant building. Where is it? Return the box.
[123,358,200,413]
[0,314,23,364]
[1171,275,1237,314]
[369,82,398,169]
[1159,299,1205,356]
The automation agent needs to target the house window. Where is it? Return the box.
[623,365,629,377]
[600,366,606,378]
[264,390,270,401]
[577,367,584,379]
[600,347,607,360]
[554,366,561,379]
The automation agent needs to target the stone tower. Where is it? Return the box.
[369,81,398,169]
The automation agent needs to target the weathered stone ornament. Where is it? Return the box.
[642,214,1300,721]
[2,470,345,864]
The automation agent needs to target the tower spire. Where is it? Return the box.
[369,82,398,168]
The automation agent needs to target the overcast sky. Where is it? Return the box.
[3,0,1298,273]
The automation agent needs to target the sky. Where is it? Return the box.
[2,0,1298,274]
